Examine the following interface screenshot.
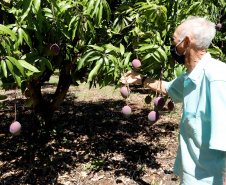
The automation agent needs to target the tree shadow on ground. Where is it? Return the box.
[0,95,179,184]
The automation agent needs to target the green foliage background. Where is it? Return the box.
[0,0,225,115]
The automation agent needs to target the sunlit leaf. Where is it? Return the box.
[7,56,24,76]
[77,51,96,70]
[21,0,32,23]
[124,52,132,66]
[120,43,125,56]
[1,60,7,78]
[0,24,17,40]
[88,58,103,82]
[18,60,40,72]
[21,29,32,49]
[89,45,104,52]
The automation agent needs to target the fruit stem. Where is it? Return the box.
[51,2,57,43]
[14,85,17,121]
[159,61,164,96]
[2,9,5,25]
[126,84,130,106]
[219,8,221,23]
[136,35,139,59]
[155,79,160,98]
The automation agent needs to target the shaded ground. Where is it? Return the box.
[0,81,181,185]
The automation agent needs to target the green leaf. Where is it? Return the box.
[87,20,95,36]
[120,43,125,56]
[4,38,12,56]
[89,45,104,52]
[21,0,32,23]
[61,26,71,39]
[185,2,201,14]
[77,51,96,70]
[92,0,101,17]
[104,44,120,53]
[86,0,95,15]
[33,0,41,12]
[21,51,39,60]
[7,56,24,76]
[97,2,103,25]
[207,48,221,55]
[14,73,21,87]
[107,55,117,63]
[5,59,14,75]
[18,60,40,72]
[41,57,53,71]
[17,28,23,46]
[152,52,161,63]
[60,4,73,14]
[72,1,84,7]
[21,29,32,48]
[88,58,103,82]
[87,56,101,62]
[157,47,167,61]
[1,60,7,78]
[124,52,132,66]
[137,44,158,51]
[34,0,43,31]
[143,53,152,60]
[102,0,111,21]
[104,56,109,70]
[0,24,17,40]
[69,15,78,30]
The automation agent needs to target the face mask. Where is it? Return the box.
[170,37,186,65]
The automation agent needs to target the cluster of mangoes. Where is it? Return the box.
[121,59,174,123]
[148,97,174,123]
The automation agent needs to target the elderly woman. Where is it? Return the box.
[121,16,226,185]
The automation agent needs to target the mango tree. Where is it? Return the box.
[0,0,225,131]
[0,0,112,130]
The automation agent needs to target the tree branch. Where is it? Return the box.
[120,18,136,33]
[49,59,74,112]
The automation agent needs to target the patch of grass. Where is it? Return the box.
[48,75,59,84]
[74,83,121,99]
[86,158,104,170]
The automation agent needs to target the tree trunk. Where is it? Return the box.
[28,58,74,132]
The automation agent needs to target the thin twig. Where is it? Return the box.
[160,61,164,96]
[136,34,139,59]
[120,18,136,33]
[14,85,17,121]
[51,2,57,43]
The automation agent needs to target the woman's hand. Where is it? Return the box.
[120,71,144,85]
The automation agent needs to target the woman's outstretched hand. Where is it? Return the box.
[120,71,144,85]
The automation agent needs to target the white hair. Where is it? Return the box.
[179,16,216,49]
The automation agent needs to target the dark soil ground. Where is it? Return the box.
[0,80,181,185]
